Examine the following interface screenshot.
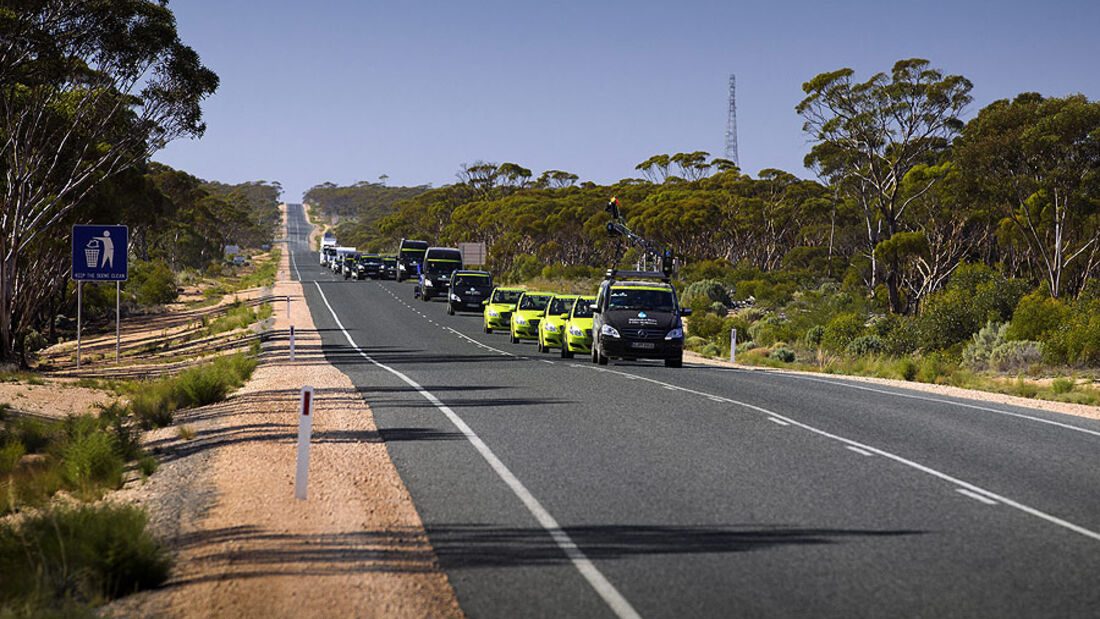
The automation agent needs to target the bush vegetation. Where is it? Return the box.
[128,352,258,429]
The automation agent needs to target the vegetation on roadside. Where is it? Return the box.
[126,352,259,429]
[0,504,171,616]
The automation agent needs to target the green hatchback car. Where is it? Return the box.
[509,291,554,343]
[538,295,578,353]
[561,295,596,358]
[483,286,524,333]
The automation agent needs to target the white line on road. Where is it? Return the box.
[732,368,1100,439]
[846,446,874,457]
[767,417,790,426]
[579,365,1100,543]
[957,489,999,505]
[313,282,642,619]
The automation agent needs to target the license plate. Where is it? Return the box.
[630,342,655,349]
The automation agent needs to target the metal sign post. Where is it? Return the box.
[71,225,128,368]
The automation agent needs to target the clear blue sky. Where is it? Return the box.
[155,0,1100,201]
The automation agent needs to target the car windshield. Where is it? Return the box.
[607,288,676,312]
[454,275,491,288]
[426,260,460,275]
[572,298,595,318]
[491,289,523,304]
[548,297,575,315]
[400,248,426,259]
[519,295,552,311]
[383,258,396,265]
[365,256,382,264]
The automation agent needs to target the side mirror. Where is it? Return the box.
[482,299,489,305]
[680,307,693,316]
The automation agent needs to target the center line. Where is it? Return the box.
[957,489,999,506]
[767,417,790,426]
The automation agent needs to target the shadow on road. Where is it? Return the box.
[426,523,925,569]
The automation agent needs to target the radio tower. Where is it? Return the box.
[724,74,739,168]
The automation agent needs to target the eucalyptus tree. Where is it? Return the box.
[0,0,218,360]
[797,58,972,312]
[955,93,1100,298]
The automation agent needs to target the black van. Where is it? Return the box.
[396,239,429,282]
[591,270,691,368]
[418,247,463,301]
[446,270,494,315]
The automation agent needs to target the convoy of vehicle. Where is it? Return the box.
[316,199,689,368]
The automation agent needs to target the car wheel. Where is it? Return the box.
[561,343,572,359]
[510,329,518,344]
[597,346,609,365]
[484,326,492,334]
[664,355,683,368]
[447,304,455,316]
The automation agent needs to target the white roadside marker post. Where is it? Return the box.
[289,325,295,362]
[286,294,291,318]
[294,386,314,500]
[730,328,737,364]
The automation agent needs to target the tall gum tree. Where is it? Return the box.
[797,58,972,313]
[955,93,1100,298]
[0,0,217,361]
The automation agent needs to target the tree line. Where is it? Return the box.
[0,2,279,364]
[328,59,1099,317]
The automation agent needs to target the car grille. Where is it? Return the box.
[529,319,541,329]
[499,311,512,321]
[621,327,664,340]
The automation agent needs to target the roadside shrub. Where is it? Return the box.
[1052,378,1075,394]
[1043,298,1100,366]
[1007,293,1067,341]
[680,259,737,282]
[0,440,24,475]
[0,504,171,611]
[509,255,542,282]
[770,347,796,363]
[916,353,950,384]
[7,417,53,453]
[822,312,865,352]
[989,340,1044,373]
[708,301,728,316]
[883,316,921,356]
[683,279,731,308]
[129,353,258,429]
[804,325,825,347]
[130,383,177,429]
[686,312,724,340]
[1013,377,1039,398]
[127,259,178,306]
[684,336,707,351]
[700,343,721,358]
[962,321,1008,370]
[891,357,919,381]
[846,335,887,356]
[61,428,124,496]
[749,314,796,347]
[917,264,1028,351]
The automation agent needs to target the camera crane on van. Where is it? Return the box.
[604,197,676,279]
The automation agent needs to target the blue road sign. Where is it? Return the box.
[72,225,128,281]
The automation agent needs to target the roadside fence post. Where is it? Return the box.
[730,328,737,364]
[295,385,314,500]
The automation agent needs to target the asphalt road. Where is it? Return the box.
[285,204,1100,618]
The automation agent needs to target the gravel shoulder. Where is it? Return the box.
[104,206,462,618]
[685,351,1100,421]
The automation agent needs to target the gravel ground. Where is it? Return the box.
[685,351,1100,421]
[103,208,462,618]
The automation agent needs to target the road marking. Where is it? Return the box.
[846,446,874,457]
[731,369,1100,440]
[708,396,726,403]
[542,359,554,365]
[767,417,790,426]
[313,282,641,619]
[578,365,1100,543]
[957,489,999,506]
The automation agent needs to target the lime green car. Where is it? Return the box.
[483,286,524,333]
[537,295,579,353]
[509,291,554,343]
[561,295,596,358]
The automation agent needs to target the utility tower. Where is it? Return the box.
[724,74,739,168]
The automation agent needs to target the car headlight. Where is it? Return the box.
[665,327,684,340]
[515,316,527,326]
[424,280,433,287]
[601,324,620,338]
[487,309,499,317]
[544,323,559,333]
[569,325,585,337]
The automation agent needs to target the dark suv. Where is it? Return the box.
[355,254,383,280]
[446,270,494,315]
[591,270,690,368]
[418,247,463,301]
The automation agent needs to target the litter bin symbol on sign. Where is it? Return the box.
[84,239,102,268]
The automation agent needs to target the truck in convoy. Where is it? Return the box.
[396,239,429,282]
[331,246,357,275]
[320,235,337,265]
